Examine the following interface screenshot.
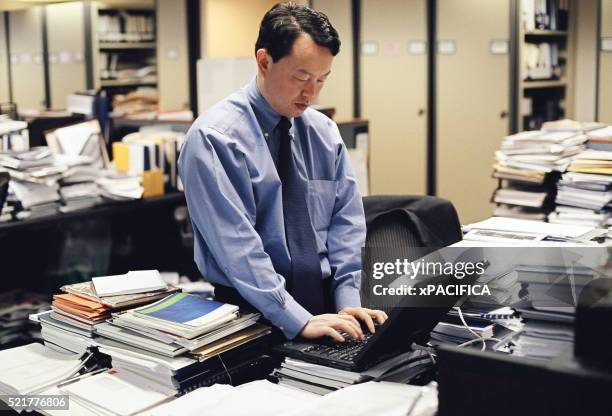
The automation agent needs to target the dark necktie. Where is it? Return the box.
[277,117,325,315]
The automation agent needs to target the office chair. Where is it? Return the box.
[361,195,463,314]
[0,171,9,212]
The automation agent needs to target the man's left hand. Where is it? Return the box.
[338,307,388,334]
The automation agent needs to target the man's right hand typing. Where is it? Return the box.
[299,313,365,342]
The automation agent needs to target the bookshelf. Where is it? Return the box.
[516,0,575,131]
[93,1,157,105]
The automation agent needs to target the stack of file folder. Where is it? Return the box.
[47,294,110,353]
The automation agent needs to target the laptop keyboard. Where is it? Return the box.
[303,331,374,362]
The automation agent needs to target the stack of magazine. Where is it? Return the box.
[39,272,179,354]
[105,293,266,357]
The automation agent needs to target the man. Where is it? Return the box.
[178,2,387,341]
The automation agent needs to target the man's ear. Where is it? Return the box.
[256,48,271,74]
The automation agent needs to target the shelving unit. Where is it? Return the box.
[516,0,575,131]
[93,1,157,109]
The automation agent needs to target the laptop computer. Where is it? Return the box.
[275,253,486,372]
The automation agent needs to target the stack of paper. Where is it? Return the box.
[60,280,180,309]
[0,147,107,218]
[491,129,585,221]
[432,321,494,340]
[52,294,110,324]
[96,329,274,395]
[272,357,370,395]
[96,170,143,200]
[586,125,612,152]
[139,380,317,416]
[567,149,612,175]
[271,350,434,397]
[59,369,176,416]
[550,172,612,228]
[49,294,109,352]
[463,216,607,243]
[0,343,84,396]
[58,182,101,213]
[9,179,60,217]
[496,131,586,172]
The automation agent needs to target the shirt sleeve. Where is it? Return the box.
[178,126,312,339]
[326,123,366,311]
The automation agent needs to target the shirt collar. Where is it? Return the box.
[246,76,293,136]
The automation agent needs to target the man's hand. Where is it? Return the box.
[338,307,388,334]
[300,313,365,342]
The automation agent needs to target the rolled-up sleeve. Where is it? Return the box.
[326,125,366,311]
[179,126,311,339]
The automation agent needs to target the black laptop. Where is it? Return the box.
[275,255,485,372]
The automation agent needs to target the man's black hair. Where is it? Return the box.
[255,2,340,62]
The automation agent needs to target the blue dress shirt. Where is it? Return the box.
[178,77,366,339]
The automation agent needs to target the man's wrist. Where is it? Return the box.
[334,285,361,312]
[270,295,313,339]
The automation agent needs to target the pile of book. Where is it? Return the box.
[492,129,585,221]
[0,290,49,349]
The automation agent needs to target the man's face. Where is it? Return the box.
[258,33,334,118]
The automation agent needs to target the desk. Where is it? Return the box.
[0,192,199,294]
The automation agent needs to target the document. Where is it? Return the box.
[0,343,84,395]
[60,370,175,416]
[92,270,168,297]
